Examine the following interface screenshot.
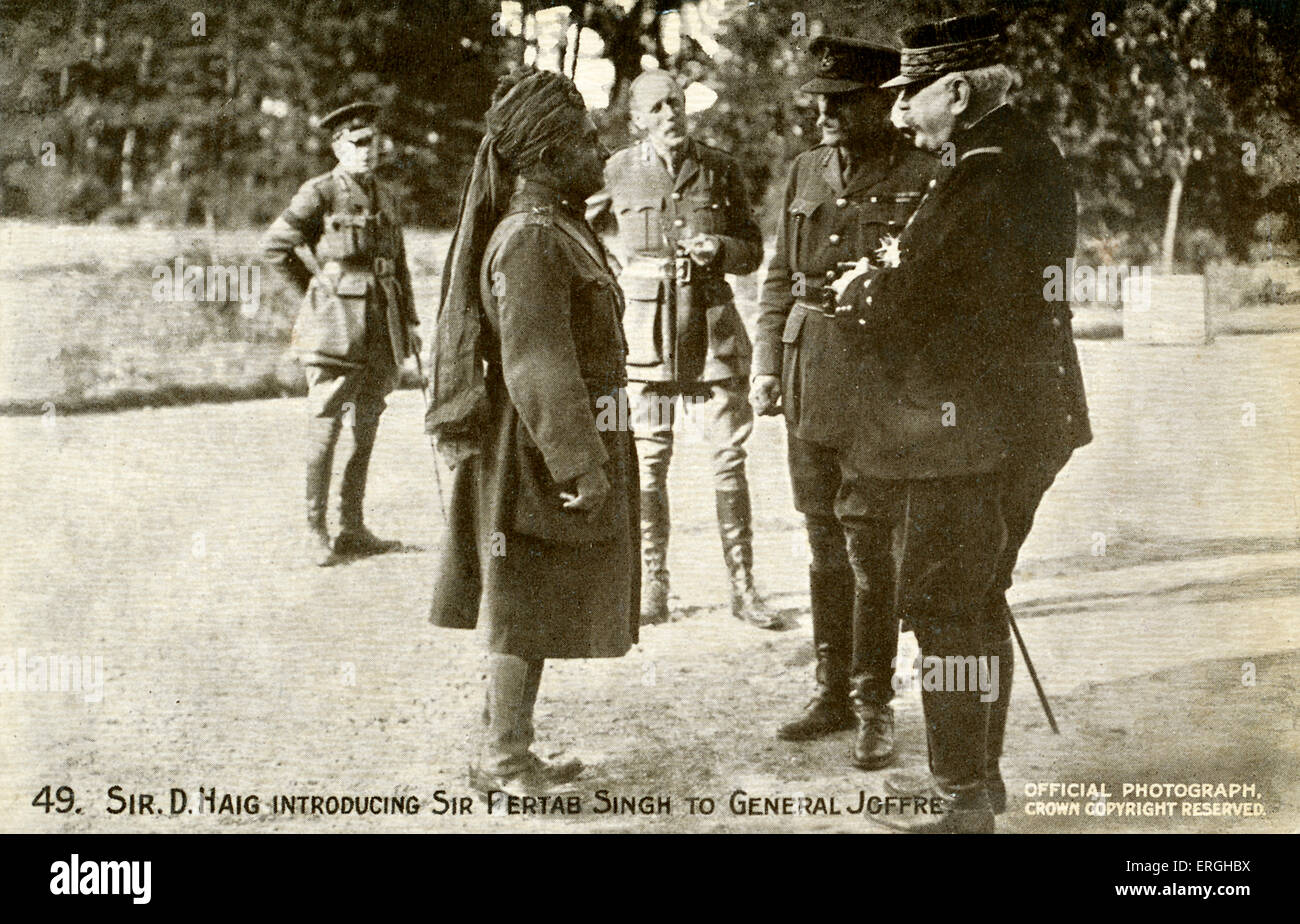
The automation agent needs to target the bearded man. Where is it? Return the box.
[426,69,639,799]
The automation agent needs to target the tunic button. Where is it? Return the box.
[929,179,937,188]
[671,191,681,200]
[858,318,866,325]
[866,296,873,305]
[711,203,720,209]
[1066,414,1074,424]
[825,270,836,280]
[673,218,684,227]
[1057,365,1066,375]
[1052,316,1062,328]
[836,198,847,207]
[870,196,879,203]
[829,234,841,244]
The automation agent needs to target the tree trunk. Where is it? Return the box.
[570,2,583,79]
[1160,163,1185,275]
[121,128,136,201]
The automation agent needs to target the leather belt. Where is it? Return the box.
[321,257,397,276]
[794,295,838,317]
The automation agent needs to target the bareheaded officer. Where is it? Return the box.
[262,101,420,566]
[751,38,936,765]
[587,70,775,629]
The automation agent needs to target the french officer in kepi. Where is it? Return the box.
[587,70,776,629]
[833,10,1091,831]
[261,101,420,566]
[751,37,936,768]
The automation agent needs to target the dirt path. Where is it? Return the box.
[0,335,1296,832]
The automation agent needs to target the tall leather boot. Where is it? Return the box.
[883,632,994,833]
[846,524,897,768]
[777,566,855,740]
[716,488,779,629]
[984,621,1015,814]
[304,415,340,567]
[640,487,671,625]
[887,622,1013,813]
[335,409,400,557]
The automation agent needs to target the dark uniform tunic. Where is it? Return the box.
[755,139,938,512]
[835,104,1092,643]
[431,181,640,660]
[754,136,936,697]
[262,165,418,418]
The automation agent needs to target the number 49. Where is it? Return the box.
[32,785,76,813]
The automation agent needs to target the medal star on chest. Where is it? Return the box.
[876,234,902,268]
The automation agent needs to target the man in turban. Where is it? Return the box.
[426,69,639,799]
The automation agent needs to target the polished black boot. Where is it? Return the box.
[844,526,898,769]
[717,487,779,629]
[640,487,671,625]
[849,677,895,770]
[984,634,1014,814]
[882,675,994,833]
[777,566,854,740]
[887,603,1014,814]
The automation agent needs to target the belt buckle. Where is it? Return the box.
[373,256,393,276]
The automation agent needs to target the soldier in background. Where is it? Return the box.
[751,39,936,766]
[587,71,777,629]
[262,102,420,566]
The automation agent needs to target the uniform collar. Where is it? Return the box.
[822,135,913,196]
[511,177,587,217]
[642,137,699,187]
[953,103,1016,160]
[333,165,377,206]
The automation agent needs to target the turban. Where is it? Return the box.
[426,69,587,468]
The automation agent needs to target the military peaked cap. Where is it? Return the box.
[319,101,380,136]
[800,36,900,95]
[882,10,1006,88]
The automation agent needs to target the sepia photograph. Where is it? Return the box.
[0,0,1296,873]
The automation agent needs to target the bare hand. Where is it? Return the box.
[560,467,611,513]
[750,374,781,416]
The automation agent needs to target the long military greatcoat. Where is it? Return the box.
[430,181,640,660]
[838,105,1092,481]
[753,138,937,447]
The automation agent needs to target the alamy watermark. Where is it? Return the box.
[0,648,104,703]
[892,654,1000,703]
[152,256,261,317]
[1043,258,1151,307]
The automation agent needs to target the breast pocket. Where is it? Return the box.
[787,197,817,264]
[686,193,726,235]
[617,197,663,253]
[617,264,664,367]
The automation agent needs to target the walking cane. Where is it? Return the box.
[1007,610,1059,734]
